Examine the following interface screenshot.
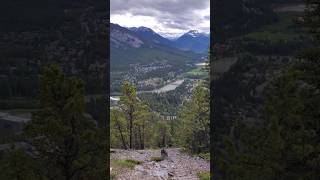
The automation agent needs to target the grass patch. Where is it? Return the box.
[150,156,163,162]
[187,67,207,75]
[197,171,210,180]
[184,67,207,79]
[112,159,142,169]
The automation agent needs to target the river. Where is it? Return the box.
[110,79,185,101]
[110,61,206,99]
[138,79,185,94]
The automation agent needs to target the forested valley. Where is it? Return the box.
[0,0,108,179]
[213,0,320,179]
[110,62,210,179]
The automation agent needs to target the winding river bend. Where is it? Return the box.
[139,79,185,94]
[110,79,185,101]
[110,62,206,99]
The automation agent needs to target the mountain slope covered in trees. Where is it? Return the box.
[110,23,203,71]
[213,0,320,179]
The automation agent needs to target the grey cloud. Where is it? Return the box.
[111,0,210,35]
[111,0,208,14]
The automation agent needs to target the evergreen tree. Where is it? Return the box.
[113,81,152,149]
[118,81,138,149]
[0,148,41,180]
[217,1,320,178]
[153,118,171,148]
[24,65,107,180]
[177,84,210,153]
[133,103,152,149]
[110,109,128,149]
[304,0,320,43]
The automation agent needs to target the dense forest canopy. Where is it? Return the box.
[213,0,277,41]
[0,65,108,180]
[214,0,320,179]
[0,0,106,32]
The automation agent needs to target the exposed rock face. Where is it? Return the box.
[111,148,209,180]
[111,29,144,48]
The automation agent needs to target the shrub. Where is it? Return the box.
[197,171,210,180]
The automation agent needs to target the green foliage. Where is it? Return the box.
[218,66,320,179]
[110,109,128,149]
[197,171,210,180]
[185,67,208,79]
[138,79,191,115]
[244,12,304,42]
[176,84,210,154]
[153,120,172,147]
[0,148,42,180]
[304,0,320,42]
[216,1,320,178]
[214,0,277,41]
[0,1,107,98]
[199,153,210,161]
[110,43,200,71]
[111,81,152,149]
[23,65,107,180]
[86,96,107,128]
[218,120,283,179]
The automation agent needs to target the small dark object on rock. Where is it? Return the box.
[168,172,174,177]
[161,148,168,159]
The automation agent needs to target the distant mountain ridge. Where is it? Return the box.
[126,25,210,53]
[129,26,173,47]
[174,30,210,53]
[110,23,202,71]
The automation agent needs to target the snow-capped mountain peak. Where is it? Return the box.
[187,30,201,37]
[186,30,209,37]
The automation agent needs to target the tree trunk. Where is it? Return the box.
[142,120,145,149]
[161,128,166,147]
[138,126,143,149]
[129,106,133,149]
[115,119,127,149]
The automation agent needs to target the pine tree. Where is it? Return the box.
[116,81,152,149]
[23,65,107,180]
[0,148,41,180]
[118,81,138,149]
[217,1,320,178]
[177,83,210,153]
[134,103,151,149]
[110,109,128,149]
[304,0,320,43]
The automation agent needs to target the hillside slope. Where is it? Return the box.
[110,23,202,71]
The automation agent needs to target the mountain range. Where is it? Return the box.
[110,23,209,71]
[129,26,210,53]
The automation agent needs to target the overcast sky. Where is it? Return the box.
[110,0,210,39]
